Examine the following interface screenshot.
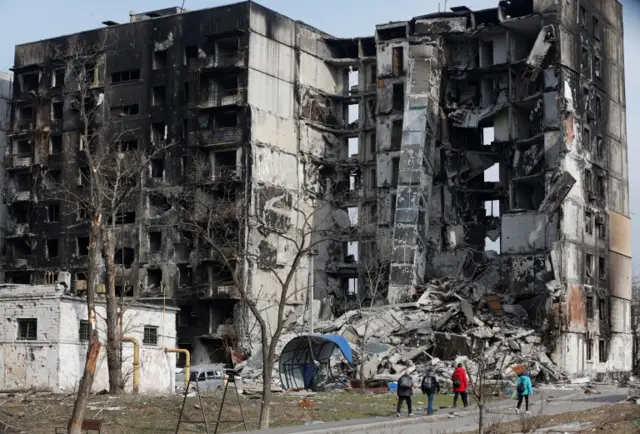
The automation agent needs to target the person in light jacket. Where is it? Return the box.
[451,363,469,408]
[515,371,533,415]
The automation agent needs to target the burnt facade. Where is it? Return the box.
[5,0,631,375]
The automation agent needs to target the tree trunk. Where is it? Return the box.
[102,227,123,394]
[258,338,273,429]
[67,217,102,433]
[477,403,484,434]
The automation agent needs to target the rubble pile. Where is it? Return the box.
[237,277,568,392]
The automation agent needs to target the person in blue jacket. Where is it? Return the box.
[515,371,533,415]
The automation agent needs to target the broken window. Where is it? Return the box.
[51,101,63,121]
[370,204,377,224]
[15,173,30,191]
[113,212,135,224]
[20,73,39,94]
[392,83,404,111]
[52,68,65,88]
[78,320,89,342]
[370,133,377,155]
[596,174,605,198]
[150,158,164,178]
[598,339,607,363]
[77,203,89,221]
[78,166,90,186]
[46,239,59,258]
[598,297,606,319]
[76,237,89,256]
[149,193,170,217]
[595,95,602,119]
[586,340,593,361]
[584,169,593,192]
[111,69,141,84]
[479,40,494,67]
[585,253,594,278]
[114,247,135,267]
[391,120,402,150]
[181,155,188,176]
[392,46,404,76]
[592,16,600,40]
[391,157,400,187]
[346,277,358,296]
[153,50,167,70]
[593,136,604,161]
[50,135,62,154]
[152,86,166,106]
[151,122,166,144]
[143,326,158,346]
[16,139,32,155]
[178,265,193,287]
[147,269,162,289]
[596,214,606,239]
[594,56,601,79]
[370,64,377,84]
[47,170,61,184]
[390,193,397,223]
[149,231,162,253]
[184,45,199,66]
[582,46,590,77]
[582,126,591,151]
[111,104,140,116]
[585,210,593,235]
[47,204,60,222]
[587,295,594,319]
[598,256,606,279]
[17,318,37,340]
[580,6,586,28]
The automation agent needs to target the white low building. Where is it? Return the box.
[0,284,178,394]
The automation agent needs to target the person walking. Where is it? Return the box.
[451,363,469,408]
[396,370,414,417]
[515,371,533,415]
[421,366,440,415]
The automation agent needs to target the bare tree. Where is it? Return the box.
[173,157,340,428]
[49,30,168,406]
[352,240,390,393]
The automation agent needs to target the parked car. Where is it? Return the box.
[175,363,243,393]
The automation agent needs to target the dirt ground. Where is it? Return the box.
[0,389,453,433]
[478,403,640,434]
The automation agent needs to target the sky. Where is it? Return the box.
[0,0,639,269]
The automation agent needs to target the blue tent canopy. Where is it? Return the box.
[278,334,353,390]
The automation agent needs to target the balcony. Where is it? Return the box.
[9,119,37,136]
[3,154,33,170]
[197,283,241,300]
[8,257,36,269]
[197,88,246,109]
[3,188,33,203]
[6,222,31,238]
[197,127,243,147]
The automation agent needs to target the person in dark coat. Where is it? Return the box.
[451,363,469,408]
[396,370,414,417]
[421,365,441,415]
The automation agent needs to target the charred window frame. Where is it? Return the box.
[586,339,593,361]
[579,6,587,28]
[50,135,62,154]
[595,135,604,160]
[46,239,59,258]
[592,16,600,40]
[584,210,593,235]
[598,339,607,363]
[595,95,602,119]
[584,169,593,192]
[594,56,601,79]
[582,126,591,151]
[76,236,89,256]
[586,295,594,319]
[52,68,65,88]
[596,214,606,239]
[111,69,141,84]
[47,203,60,222]
[585,253,594,278]
[596,174,606,198]
[598,256,606,280]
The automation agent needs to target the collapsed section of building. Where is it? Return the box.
[3,0,631,377]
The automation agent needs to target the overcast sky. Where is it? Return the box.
[0,0,638,270]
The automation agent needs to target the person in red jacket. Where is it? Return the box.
[451,363,469,408]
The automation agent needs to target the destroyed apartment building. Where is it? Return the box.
[4,0,631,377]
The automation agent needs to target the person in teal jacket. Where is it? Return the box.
[515,371,533,415]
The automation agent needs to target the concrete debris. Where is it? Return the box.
[236,275,571,393]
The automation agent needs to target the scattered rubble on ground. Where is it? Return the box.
[237,275,570,393]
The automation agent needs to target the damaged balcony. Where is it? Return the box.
[192,128,243,147]
[327,254,359,275]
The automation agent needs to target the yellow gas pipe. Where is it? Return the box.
[164,348,191,387]
[121,336,140,394]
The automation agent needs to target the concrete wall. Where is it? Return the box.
[0,285,177,394]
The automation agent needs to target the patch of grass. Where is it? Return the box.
[0,391,468,433]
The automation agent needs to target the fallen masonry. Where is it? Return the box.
[235,275,569,393]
